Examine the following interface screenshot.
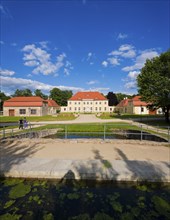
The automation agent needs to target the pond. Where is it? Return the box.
[44,130,167,142]
[0,178,170,220]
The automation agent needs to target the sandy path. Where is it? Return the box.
[1,139,169,162]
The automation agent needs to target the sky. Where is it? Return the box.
[0,0,169,96]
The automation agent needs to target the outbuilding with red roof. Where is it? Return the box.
[3,96,60,116]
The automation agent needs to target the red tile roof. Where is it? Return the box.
[116,98,129,107]
[130,96,148,106]
[69,92,107,101]
[3,96,47,107]
[47,99,60,107]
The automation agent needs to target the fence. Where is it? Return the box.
[0,123,169,143]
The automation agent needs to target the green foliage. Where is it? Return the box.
[106,92,119,106]
[115,93,133,102]
[69,213,90,220]
[49,87,72,106]
[9,183,31,199]
[0,91,10,111]
[3,178,24,186]
[93,212,113,220]
[4,200,15,209]
[136,184,149,192]
[12,89,33,97]
[111,201,123,213]
[67,193,80,200]
[29,195,42,204]
[34,89,48,99]
[152,195,170,218]
[0,213,22,220]
[43,213,54,220]
[137,50,170,122]
[102,160,112,169]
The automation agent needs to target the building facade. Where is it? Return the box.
[3,96,60,116]
[61,91,115,113]
[115,96,161,115]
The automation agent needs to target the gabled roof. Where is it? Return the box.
[47,99,60,107]
[116,98,129,107]
[3,96,47,107]
[130,96,148,106]
[69,91,107,101]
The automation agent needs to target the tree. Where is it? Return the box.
[12,89,33,97]
[106,92,119,106]
[49,88,72,106]
[34,89,48,99]
[137,50,170,122]
[0,91,10,111]
[115,93,133,103]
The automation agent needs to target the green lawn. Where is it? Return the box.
[0,113,76,123]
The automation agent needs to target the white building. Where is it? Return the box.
[61,91,114,113]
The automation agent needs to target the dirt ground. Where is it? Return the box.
[1,138,169,162]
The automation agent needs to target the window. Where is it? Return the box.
[69,102,72,104]
[99,102,101,104]
[69,107,72,111]
[90,107,93,110]
[99,107,101,111]
[83,102,85,104]
[31,109,36,115]
[104,107,107,111]
[78,102,80,105]
[105,102,107,105]
[75,102,77,105]
[75,107,77,111]
[96,102,98,104]
[19,109,26,114]
[95,107,98,111]
[90,102,93,105]
[141,107,144,112]
[64,108,66,111]
[78,107,80,111]
[87,102,89,104]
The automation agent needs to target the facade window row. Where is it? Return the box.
[19,109,37,115]
[69,101,108,105]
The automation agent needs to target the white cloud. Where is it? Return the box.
[22,44,69,75]
[0,68,15,76]
[39,41,49,49]
[0,5,6,14]
[109,44,136,58]
[122,49,159,71]
[1,76,83,94]
[127,70,140,80]
[102,61,108,67]
[117,33,128,40]
[107,57,120,66]
[89,87,110,94]
[0,41,4,45]
[86,80,98,85]
[124,81,137,89]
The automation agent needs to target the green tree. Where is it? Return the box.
[106,92,119,106]
[49,88,72,106]
[12,89,33,97]
[34,89,48,99]
[0,91,10,111]
[137,50,170,122]
[115,93,133,103]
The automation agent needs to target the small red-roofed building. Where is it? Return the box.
[47,99,60,115]
[114,97,129,114]
[115,95,160,115]
[61,91,114,113]
[3,96,60,116]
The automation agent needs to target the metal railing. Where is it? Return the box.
[0,123,169,143]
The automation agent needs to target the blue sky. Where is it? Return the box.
[0,0,169,96]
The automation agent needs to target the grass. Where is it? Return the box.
[97,112,164,120]
[0,113,76,123]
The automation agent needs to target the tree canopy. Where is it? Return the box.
[106,92,119,106]
[137,49,170,122]
[49,88,73,106]
[0,91,10,111]
[34,89,48,100]
[12,89,33,97]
